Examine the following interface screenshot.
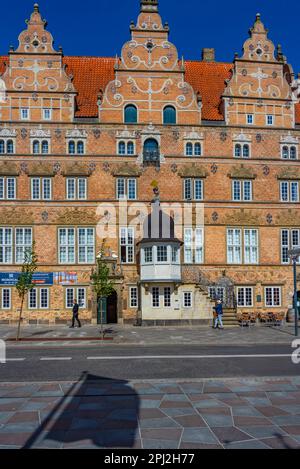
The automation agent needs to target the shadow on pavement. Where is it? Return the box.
[23,372,140,449]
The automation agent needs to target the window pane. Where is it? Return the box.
[194,179,203,200]
[163,106,176,125]
[7,178,16,200]
[78,179,87,200]
[124,105,137,124]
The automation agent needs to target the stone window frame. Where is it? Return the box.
[266,114,275,126]
[129,286,138,309]
[117,140,136,156]
[58,227,95,265]
[120,227,135,264]
[28,287,50,310]
[0,176,16,200]
[67,139,85,155]
[20,108,30,121]
[234,143,251,159]
[226,228,259,265]
[182,291,193,309]
[246,114,254,125]
[281,229,300,265]
[31,138,51,155]
[183,178,204,201]
[1,287,11,310]
[163,105,177,125]
[66,177,87,201]
[184,227,204,265]
[236,286,254,308]
[0,138,16,155]
[124,104,138,125]
[281,144,298,160]
[65,287,87,310]
[264,286,282,308]
[42,108,52,121]
[31,177,52,201]
[279,180,299,203]
[116,177,137,201]
[185,142,202,157]
[232,179,253,202]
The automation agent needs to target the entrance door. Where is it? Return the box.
[107,291,118,324]
[97,298,107,325]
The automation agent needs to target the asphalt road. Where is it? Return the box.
[0,344,298,382]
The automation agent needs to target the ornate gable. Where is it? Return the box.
[0,4,76,123]
[223,14,294,128]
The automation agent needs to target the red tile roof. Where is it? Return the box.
[0,55,298,124]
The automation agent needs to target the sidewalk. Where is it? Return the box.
[0,323,297,347]
[0,376,300,449]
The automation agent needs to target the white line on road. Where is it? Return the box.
[87,354,292,360]
[40,357,72,361]
[5,358,26,362]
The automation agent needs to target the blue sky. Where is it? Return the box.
[1,0,299,72]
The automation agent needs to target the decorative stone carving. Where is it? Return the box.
[223,209,261,226]
[116,129,137,140]
[111,163,142,177]
[266,213,273,225]
[277,167,300,180]
[21,128,28,139]
[0,128,17,138]
[56,208,97,225]
[227,164,257,180]
[256,134,263,143]
[27,162,55,176]
[276,210,300,226]
[41,211,49,222]
[55,129,62,139]
[220,131,227,142]
[92,128,101,139]
[88,162,97,175]
[211,164,218,174]
[103,162,110,173]
[62,162,91,177]
[0,208,34,225]
[280,133,298,145]
[20,162,28,174]
[212,212,219,222]
[232,132,252,143]
[30,129,51,138]
[178,164,208,179]
[171,164,178,173]
[0,162,20,176]
[183,130,204,141]
[66,129,88,139]
[263,165,270,176]
[53,163,61,174]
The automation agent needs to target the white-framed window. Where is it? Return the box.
[281,145,297,160]
[29,288,49,310]
[0,228,13,264]
[66,178,87,200]
[32,140,50,155]
[42,108,52,121]
[116,178,137,200]
[59,228,75,264]
[184,227,204,264]
[20,108,30,120]
[0,139,15,155]
[29,288,37,309]
[227,228,258,265]
[120,227,134,264]
[185,142,202,157]
[281,229,300,264]
[68,140,85,155]
[183,291,193,308]
[183,178,203,201]
[280,181,299,202]
[65,287,86,309]
[157,245,168,263]
[209,287,225,303]
[1,288,11,309]
[237,287,253,307]
[172,246,179,264]
[152,287,160,308]
[247,114,254,125]
[164,287,171,308]
[118,141,135,156]
[232,180,252,201]
[0,177,16,200]
[265,287,281,307]
[129,286,138,308]
[266,115,274,126]
[31,178,52,200]
[144,247,153,264]
[78,228,95,264]
[40,288,49,309]
[234,143,250,158]
[15,228,32,264]
[227,228,242,264]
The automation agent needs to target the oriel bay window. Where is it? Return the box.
[227,228,258,265]
[0,177,16,200]
[58,228,95,264]
[120,227,134,264]
[116,178,137,200]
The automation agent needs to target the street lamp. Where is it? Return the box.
[288,247,300,337]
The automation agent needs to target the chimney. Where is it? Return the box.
[202,48,215,62]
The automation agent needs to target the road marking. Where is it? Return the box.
[5,358,26,362]
[87,354,292,360]
[40,357,72,361]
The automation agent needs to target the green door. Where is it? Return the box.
[97,298,107,325]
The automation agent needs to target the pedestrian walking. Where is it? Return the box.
[70,299,82,328]
[213,299,224,330]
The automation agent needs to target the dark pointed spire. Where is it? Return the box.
[140,0,159,12]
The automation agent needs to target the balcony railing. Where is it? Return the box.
[143,149,160,166]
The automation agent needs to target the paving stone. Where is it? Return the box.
[254,406,290,417]
[279,425,300,436]
[161,408,199,418]
[261,436,300,449]
[237,426,288,439]
[142,439,179,449]
[224,440,270,449]
[7,411,39,424]
[181,427,219,445]
[232,406,265,417]
[179,442,223,449]
[173,414,207,428]
[141,428,182,440]
[233,416,272,427]
[139,409,166,419]
[139,417,181,429]
[212,426,253,444]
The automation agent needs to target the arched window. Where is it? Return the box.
[194,143,201,156]
[124,105,138,124]
[77,141,84,155]
[118,141,126,155]
[6,140,14,154]
[282,146,289,159]
[235,144,242,158]
[290,146,297,160]
[41,141,49,154]
[68,141,76,155]
[163,106,176,125]
[0,140,5,154]
[33,140,40,154]
[186,143,193,156]
[243,144,250,158]
[127,141,134,155]
[144,138,159,162]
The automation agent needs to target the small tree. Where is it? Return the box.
[91,251,115,340]
[15,242,38,341]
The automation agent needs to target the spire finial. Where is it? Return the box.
[256,12,261,21]
[34,3,39,12]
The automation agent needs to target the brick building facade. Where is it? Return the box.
[0,0,299,325]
